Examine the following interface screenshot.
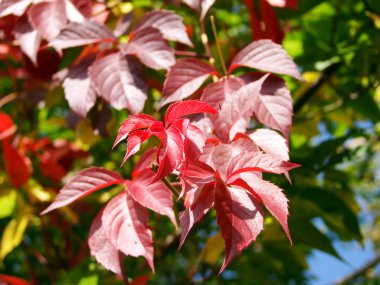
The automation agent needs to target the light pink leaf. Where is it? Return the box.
[266,0,297,9]
[63,57,96,117]
[126,168,177,226]
[215,184,264,273]
[252,76,293,138]
[113,114,158,148]
[248,129,289,161]
[160,59,217,107]
[0,0,32,17]
[179,182,215,247]
[89,52,148,114]
[134,10,193,46]
[28,0,67,41]
[69,0,92,18]
[164,100,216,127]
[122,27,175,70]
[229,39,303,80]
[88,207,124,277]
[102,191,154,271]
[13,17,41,65]
[184,124,205,161]
[230,176,291,242]
[200,0,215,20]
[114,11,134,37]
[41,167,124,214]
[49,20,116,50]
[211,144,233,179]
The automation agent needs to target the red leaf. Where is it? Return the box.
[248,129,289,161]
[14,16,41,65]
[89,52,148,114]
[120,130,153,167]
[251,75,293,138]
[179,182,215,247]
[230,176,292,242]
[101,191,154,271]
[132,147,158,177]
[41,167,124,214]
[126,168,177,226]
[2,139,32,188]
[0,0,32,17]
[164,100,216,127]
[266,0,297,9]
[113,114,157,149]
[63,57,96,117]
[0,112,16,141]
[122,28,175,70]
[160,58,217,107]
[229,39,303,80]
[184,124,205,161]
[88,208,124,277]
[49,20,116,50]
[0,274,31,285]
[215,184,264,273]
[134,10,193,46]
[28,0,67,41]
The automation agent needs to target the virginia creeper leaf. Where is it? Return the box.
[0,0,32,17]
[248,129,289,161]
[41,167,124,214]
[14,17,41,65]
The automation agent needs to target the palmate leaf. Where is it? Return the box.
[229,39,303,80]
[62,56,97,117]
[41,167,124,215]
[160,59,217,107]
[28,0,67,41]
[121,27,175,70]
[134,10,193,46]
[89,52,148,114]
[248,129,289,161]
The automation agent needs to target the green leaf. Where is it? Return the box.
[0,188,17,218]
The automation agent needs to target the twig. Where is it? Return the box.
[175,50,209,59]
[200,19,215,66]
[162,176,181,199]
[210,16,227,75]
[0,92,17,108]
[335,253,380,284]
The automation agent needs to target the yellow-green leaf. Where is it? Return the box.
[200,233,224,265]
[0,188,17,218]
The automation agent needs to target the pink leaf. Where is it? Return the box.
[215,184,264,273]
[134,10,193,46]
[120,130,153,167]
[88,207,124,277]
[14,17,41,65]
[63,57,97,117]
[49,20,116,50]
[132,147,158,177]
[0,0,32,17]
[41,167,124,214]
[252,75,293,138]
[122,28,175,70]
[230,176,292,242]
[229,39,303,80]
[200,0,215,20]
[101,191,154,271]
[89,52,148,114]
[28,0,67,41]
[248,129,289,161]
[126,168,177,227]
[113,114,157,149]
[179,182,215,247]
[69,0,92,18]
[164,100,216,127]
[184,124,205,161]
[160,59,217,107]
[114,11,133,37]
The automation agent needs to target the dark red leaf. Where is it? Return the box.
[2,139,32,187]
[260,0,284,43]
[63,57,97,117]
[126,168,177,226]
[49,20,116,50]
[101,191,154,271]
[28,0,67,41]
[215,183,264,273]
[88,207,124,277]
[41,167,124,214]
[89,52,148,114]
[134,10,193,46]
[121,28,175,70]
[164,100,216,127]
[160,58,217,107]
[14,16,41,65]
[0,112,16,141]
[229,39,303,80]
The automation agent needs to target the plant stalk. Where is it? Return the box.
[210,15,228,75]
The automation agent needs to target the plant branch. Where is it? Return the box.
[210,15,228,75]
[175,50,209,59]
[335,253,380,284]
[200,19,215,66]
[162,176,181,199]
[0,92,17,108]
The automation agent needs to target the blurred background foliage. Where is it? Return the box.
[0,0,380,284]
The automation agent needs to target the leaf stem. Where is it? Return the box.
[162,176,181,200]
[200,20,215,66]
[210,15,228,75]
